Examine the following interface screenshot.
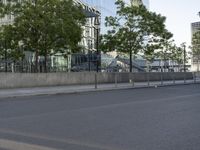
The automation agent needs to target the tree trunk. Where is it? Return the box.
[129,50,132,73]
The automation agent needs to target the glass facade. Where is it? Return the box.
[80,0,149,33]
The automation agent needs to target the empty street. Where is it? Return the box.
[0,84,200,150]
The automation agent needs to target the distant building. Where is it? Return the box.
[191,21,200,71]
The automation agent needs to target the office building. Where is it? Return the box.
[191,21,200,71]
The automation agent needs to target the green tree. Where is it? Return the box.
[155,37,174,72]
[0,25,24,72]
[101,0,172,72]
[143,31,172,72]
[169,43,188,72]
[1,0,86,72]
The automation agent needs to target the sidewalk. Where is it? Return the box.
[0,79,199,99]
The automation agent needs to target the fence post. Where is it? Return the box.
[95,73,98,89]
[132,73,135,87]
[184,72,186,84]
[194,72,197,84]
[173,72,175,85]
[115,73,118,88]
[161,72,163,86]
[147,72,150,87]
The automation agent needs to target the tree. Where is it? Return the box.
[156,39,174,72]
[0,25,24,72]
[142,31,173,72]
[100,0,172,72]
[1,0,86,72]
[191,31,200,71]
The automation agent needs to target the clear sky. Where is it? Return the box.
[150,0,200,47]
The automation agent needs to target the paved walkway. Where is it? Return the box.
[0,79,199,98]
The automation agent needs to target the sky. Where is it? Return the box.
[150,0,200,47]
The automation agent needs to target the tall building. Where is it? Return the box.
[81,0,149,33]
[191,21,200,71]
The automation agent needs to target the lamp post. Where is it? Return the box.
[94,16,100,72]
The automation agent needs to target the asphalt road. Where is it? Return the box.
[0,84,200,150]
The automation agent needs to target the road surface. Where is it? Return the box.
[0,84,200,150]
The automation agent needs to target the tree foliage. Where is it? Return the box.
[1,0,86,72]
[100,0,172,72]
[0,25,23,61]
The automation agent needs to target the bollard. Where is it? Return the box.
[95,73,97,89]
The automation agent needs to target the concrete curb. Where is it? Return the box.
[0,81,199,99]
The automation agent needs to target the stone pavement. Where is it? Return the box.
[0,79,199,99]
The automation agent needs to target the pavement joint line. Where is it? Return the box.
[0,81,199,99]
[0,139,59,150]
[0,128,124,150]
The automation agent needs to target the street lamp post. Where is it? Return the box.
[94,16,100,72]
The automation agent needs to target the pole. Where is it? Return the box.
[147,72,150,86]
[132,73,134,87]
[173,72,175,84]
[96,28,99,72]
[161,71,163,86]
[183,44,186,84]
[95,73,97,89]
[183,44,186,72]
[115,73,118,88]
[88,40,91,72]
[130,50,132,73]
[4,40,7,72]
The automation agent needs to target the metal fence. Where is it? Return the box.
[92,72,200,90]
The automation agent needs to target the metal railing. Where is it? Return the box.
[92,72,200,89]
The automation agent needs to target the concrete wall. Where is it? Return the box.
[0,72,194,89]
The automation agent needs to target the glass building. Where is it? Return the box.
[81,0,149,33]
